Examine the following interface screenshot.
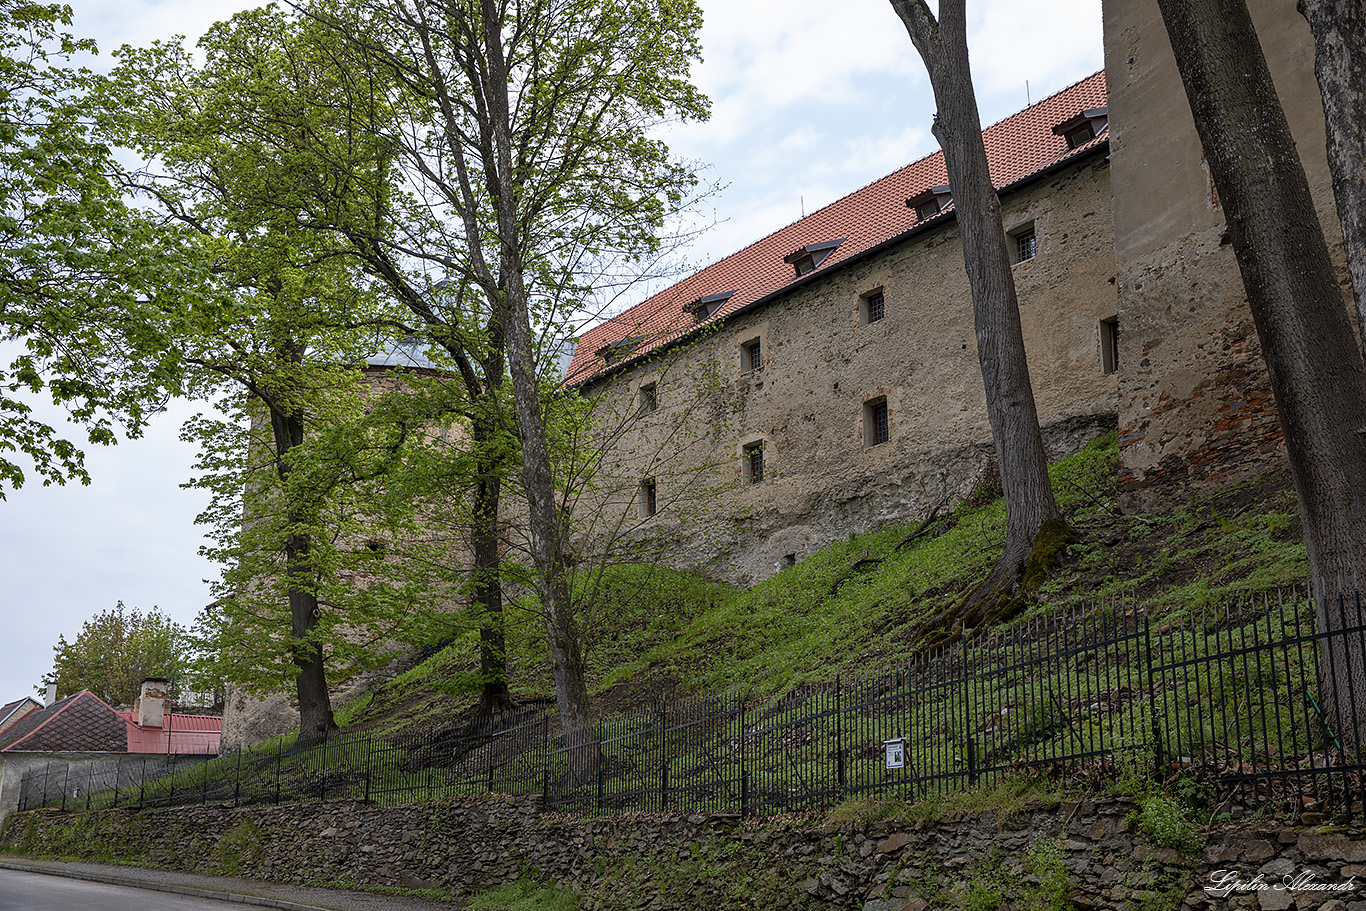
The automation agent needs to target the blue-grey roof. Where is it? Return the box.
[367,335,442,371]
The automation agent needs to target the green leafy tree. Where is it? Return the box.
[0,0,198,495]
[49,603,186,706]
[306,0,711,771]
[106,12,421,747]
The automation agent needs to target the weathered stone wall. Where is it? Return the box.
[1102,0,1351,508]
[10,795,1366,910]
[0,796,1165,909]
[581,151,1119,586]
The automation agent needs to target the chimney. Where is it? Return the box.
[137,677,170,728]
[44,682,56,707]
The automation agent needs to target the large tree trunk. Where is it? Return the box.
[1299,0,1366,341]
[270,404,337,749]
[1158,0,1366,747]
[475,0,594,778]
[469,411,511,718]
[889,0,1067,644]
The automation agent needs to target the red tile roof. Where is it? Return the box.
[0,691,127,753]
[0,691,223,755]
[565,71,1108,386]
[115,710,222,755]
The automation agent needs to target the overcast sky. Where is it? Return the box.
[0,0,1103,703]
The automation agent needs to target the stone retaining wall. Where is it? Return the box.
[5,795,1366,910]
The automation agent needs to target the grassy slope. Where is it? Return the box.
[340,432,1308,733]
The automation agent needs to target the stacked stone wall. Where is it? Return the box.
[11,795,1366,910]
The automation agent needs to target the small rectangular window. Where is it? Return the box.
[639,478,657,518]
[742,338,763,373]
[638,383,657,415]
[743,441,764,484]
[1100,317,1119,375]
[861,290,885,326]
[1066,124,1095,149]
[1015,227,1037,263]
[915,199,941,221]
[863,397,890,447]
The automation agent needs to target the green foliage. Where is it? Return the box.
[105,10,454,710]
[210,819,261,877]
[0,0,200,495]
[50,603,188,706]
[465,878,582,911]
[1023,838,1074,911]
[1131,793,1201,853]
[1115,767,1202,854]
[961,879,1004,911]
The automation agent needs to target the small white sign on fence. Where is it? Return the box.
[883,737,906,771]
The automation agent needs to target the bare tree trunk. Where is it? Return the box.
[270,404,337,750]
[1158,0,1366,747]
[1299,0,1366,340]
[889,0,1067,643]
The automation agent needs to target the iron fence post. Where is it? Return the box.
[41,761,50,808]
[139,758,146,808]
[1144,616,1163,778]
[596,742,605,813]
[275,738,282,806]
[61,766,69,811]
[660,759,669,811]
[234,748,242,808]
[835,675,846,795]
[364,736,373,804]
[738,700,747,815]
[113,755,121,809]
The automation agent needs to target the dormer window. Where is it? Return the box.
[1052,107,1109,150]
[784,239,844,278]
[906,185,953,222]
[596,335,643,365]
[685,290,736,322]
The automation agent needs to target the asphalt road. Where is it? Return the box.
[0,867,248,910]
[0,860,455,911]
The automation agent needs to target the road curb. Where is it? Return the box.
[0,859,335,910]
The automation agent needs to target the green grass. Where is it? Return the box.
[329,431,1309,733]
[465,878,581,911]
[33,431,1317,823]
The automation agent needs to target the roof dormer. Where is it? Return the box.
[1052,106,1109,150]
[784,239,845,278]
[906,185,953,222]
[596,335,643,365]
[684,290,737,322]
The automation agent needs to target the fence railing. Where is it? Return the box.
[20,586,1366,820]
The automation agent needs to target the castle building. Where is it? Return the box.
[566,73,1121,584]
[568,0,1349,585]
[1102,0,1347,505]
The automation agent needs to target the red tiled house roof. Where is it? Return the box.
[0,691,128,753]
[0,691,223,754]
[115,710,222,755]
[564,71,1108,387]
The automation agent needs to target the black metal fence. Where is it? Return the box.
[20,586,1366,820]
